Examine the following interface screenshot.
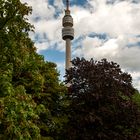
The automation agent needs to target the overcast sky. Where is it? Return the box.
[21,0,140,91]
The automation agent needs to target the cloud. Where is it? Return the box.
[131,72,140,91]
[20,0,140,90]
[22,0,55,20]
[53,0,64,10]
[73,0,140,37]
[21,0,65,52]
[75,35,140,71]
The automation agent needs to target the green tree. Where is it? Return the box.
[0,0,66,139]
[0,0,40,139]
[65,57,140,140]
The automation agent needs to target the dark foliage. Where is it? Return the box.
[65,57,140,140]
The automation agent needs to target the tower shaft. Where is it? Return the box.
[66,38,71,69]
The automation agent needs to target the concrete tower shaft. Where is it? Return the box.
[62,0,74,70]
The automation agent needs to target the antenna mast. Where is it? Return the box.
[66,0,69,10]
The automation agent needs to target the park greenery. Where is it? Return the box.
[0,0,140,140]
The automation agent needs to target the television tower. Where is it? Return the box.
[62,0,74,70]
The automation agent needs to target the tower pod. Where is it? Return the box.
[62,27,74,40]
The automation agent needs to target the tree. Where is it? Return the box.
[0,0,40,139]
[65,57,140,140]
[0,0,66,139]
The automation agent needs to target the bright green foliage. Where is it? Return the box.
[0,0,66,139]
[0,86,40,140]
[0,0,41,139]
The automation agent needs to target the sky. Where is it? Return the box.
[21,0,140,91]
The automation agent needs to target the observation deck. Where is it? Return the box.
[62,10,74,40]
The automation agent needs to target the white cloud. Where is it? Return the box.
[74,35,140,69]
[131,72,140,91]
[22,0,55,20]
[73,0,140,37]
[35,42,49,52]
[53,0,64,10]
[20,0,140,90]
[21,0,65,52]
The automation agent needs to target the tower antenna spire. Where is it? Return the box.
[66,0,69,10]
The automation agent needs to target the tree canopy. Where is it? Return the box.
[0,0,66,139]
[65,57,140,140]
